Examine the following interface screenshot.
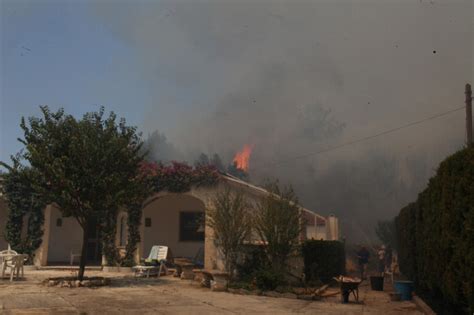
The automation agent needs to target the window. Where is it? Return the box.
[56,218,62,227]
[145,217,152,227]
[179,212,204,241]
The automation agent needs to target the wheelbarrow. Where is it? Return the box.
[333,276,362,303]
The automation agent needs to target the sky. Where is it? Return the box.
[1,0,473,241]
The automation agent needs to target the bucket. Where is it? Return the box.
[394,281,414,301]
[370,276,384,291]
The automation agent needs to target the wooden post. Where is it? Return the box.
[466,83,472,146]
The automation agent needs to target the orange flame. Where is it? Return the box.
[233,144,253,171]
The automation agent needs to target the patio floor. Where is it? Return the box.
[0,269,423,314]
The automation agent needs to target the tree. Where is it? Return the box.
[210,153,225,172]
[18,106,146,280]
[206,187,251,281]
[141,130,182,163]
[194,153,210,167]
[253,181,302,273]
[0,158,46,263]
[375,219,397,250]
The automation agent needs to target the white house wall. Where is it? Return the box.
[47,207,83,263]
[142,194,205,259]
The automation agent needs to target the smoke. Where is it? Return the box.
[92,0,472,242]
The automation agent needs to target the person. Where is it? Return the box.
[385,245,393,273]
[377,245,386,276]
[356,246,370,280]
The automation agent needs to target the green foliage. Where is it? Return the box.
[255,268,285,291]
[139,161,219,193]
[210,153,225,172]
[17,106,148,280]
[207,187,252,280]
[0,161,46,263]
[235,245,287,291]
[100,208,120,266]
[395,203,417,282]
[236,245,267,282]
[301,240,346,284]
[375,219,397,250]
[121,202,143,266]
[396,147,474,314]
[253,181,302,273]
[194,153,210,167]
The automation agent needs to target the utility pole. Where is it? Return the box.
[466,83,472,146]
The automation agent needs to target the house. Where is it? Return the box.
[0,174,339,269]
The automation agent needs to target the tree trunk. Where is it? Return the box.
[78,222,89,281]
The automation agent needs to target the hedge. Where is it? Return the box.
[396,147,474,314]
[301,240,345,284]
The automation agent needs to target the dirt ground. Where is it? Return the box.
[0,269,423,314]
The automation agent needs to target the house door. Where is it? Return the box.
[86,217,102,264]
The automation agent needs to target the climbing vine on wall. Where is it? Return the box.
[120,202,143,266]
[140,161,220,193]
[120,161,219,266]
[101,208,120,266]
[0,162,46,263]
[1,158,219,266]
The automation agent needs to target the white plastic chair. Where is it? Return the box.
[134,246,169,277]
[2,254,27,281]
[0,247,18,278]
[70,250,82,265]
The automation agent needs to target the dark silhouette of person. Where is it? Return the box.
[357,246,370,279]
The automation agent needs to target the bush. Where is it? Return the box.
[255,268,285,291]
[207,188,252,281]
[396,147,474,314]
[301,240,346,284]
[236,245,267,282]
[253,181,302,273]
[395,203,417,282]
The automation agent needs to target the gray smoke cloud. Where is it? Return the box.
[92,0,473,241]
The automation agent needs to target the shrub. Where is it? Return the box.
[207,188,252,281]
[395,146,474,314]
[253,181,302,273]
[301,240,346,284]
[236,245,267,282]
[255,268,285,291]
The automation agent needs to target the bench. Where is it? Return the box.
[174,260,195,280]
[194,269,229,291]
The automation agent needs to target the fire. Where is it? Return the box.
[233,144,253,171]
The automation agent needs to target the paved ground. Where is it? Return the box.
[0,270,423,314]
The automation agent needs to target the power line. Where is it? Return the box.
[269,105,466,167]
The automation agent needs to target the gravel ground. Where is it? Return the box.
[0,269,423,314]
